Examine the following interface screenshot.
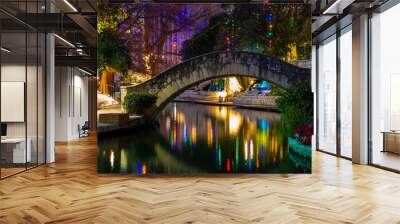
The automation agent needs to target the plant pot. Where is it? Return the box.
[288,137,312,159]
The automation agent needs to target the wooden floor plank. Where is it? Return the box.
[0,135,399,224]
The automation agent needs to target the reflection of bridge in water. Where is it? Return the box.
[159,103,282,144]
[154,144,200,173]
[98,102,302,174]
[121,51,311,120]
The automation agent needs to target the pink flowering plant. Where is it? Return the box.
[292,123,313,146]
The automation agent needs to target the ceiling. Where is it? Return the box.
[1,0,97,74]
[311,0,390,42]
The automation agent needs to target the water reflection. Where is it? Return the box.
[98,102,310,174]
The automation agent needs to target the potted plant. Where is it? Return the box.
[288,122,313,158]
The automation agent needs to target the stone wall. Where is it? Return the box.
[98,113,129,126]
[289,60,312,69]
[232,95,279,109]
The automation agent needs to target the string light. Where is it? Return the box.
[224,5,236,53]
[264,0,273,48]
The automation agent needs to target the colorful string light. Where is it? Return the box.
[224,6,236,53]
[264,0,273,48]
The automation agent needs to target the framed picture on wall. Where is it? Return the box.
[1,81,25,122]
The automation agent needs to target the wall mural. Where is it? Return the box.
[97,2,312,174]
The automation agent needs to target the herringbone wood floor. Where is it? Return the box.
[1,135,400,224]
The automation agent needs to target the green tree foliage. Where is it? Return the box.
[270,83,286,96]
[265,5,311,60]
[97,4,131,74]
[276,81,313,135]
[181,16,223,60]
[97,3,128,33]
[180,4,311,60]
[97,31,131,74]
[123,92,158,114]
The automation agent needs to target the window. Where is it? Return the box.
[0,2,46,179]
[370,3,400,171]
[317,35,337,154]
[339,26,352,158]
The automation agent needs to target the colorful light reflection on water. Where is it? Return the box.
[97,102,310,174]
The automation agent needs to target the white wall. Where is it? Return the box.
[1,62,46,164]
[55,66,89,141]
[55,66,69,140]
[1,64,43,137]
[1,64,26,139]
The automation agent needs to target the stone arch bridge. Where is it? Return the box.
[121,51,310,120]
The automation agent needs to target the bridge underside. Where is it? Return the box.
[121,51,311,121]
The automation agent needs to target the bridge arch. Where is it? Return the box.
[121,51,310,120]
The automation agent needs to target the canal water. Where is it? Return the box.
[98,102,311,174]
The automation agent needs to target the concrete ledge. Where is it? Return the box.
[233,103,278,111]
[232,95,278,110]
[98,115,146,135]
[173,99,278,111]
[174,99,233,106]
[98,113,129,126]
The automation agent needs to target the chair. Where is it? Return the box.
[78,121,90,138]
